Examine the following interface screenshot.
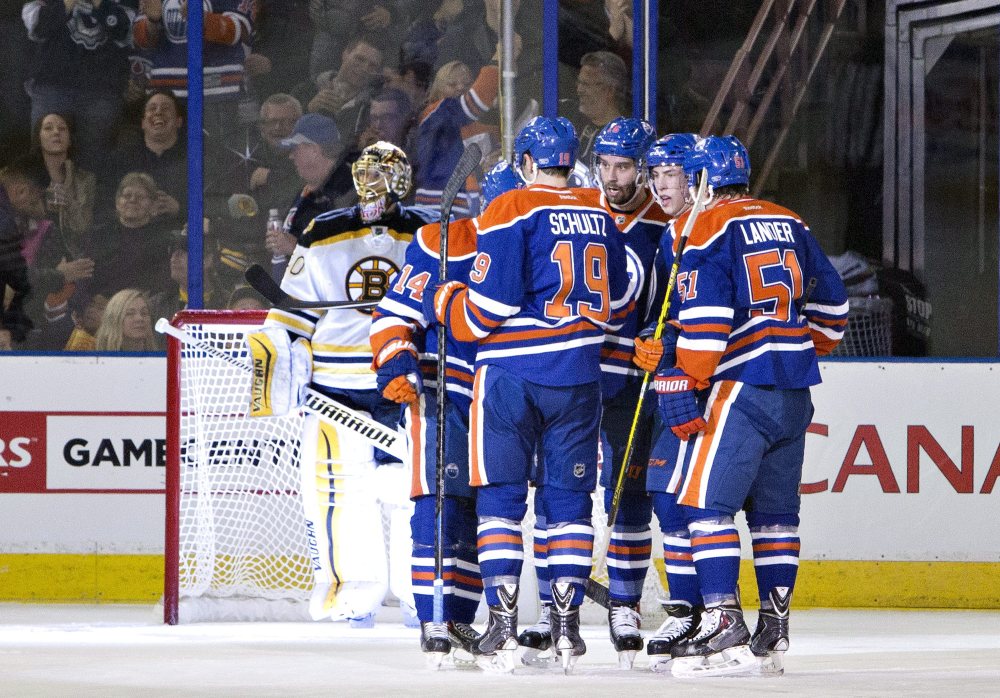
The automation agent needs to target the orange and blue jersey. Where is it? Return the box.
[661,197,848,389]
[443,185,633,387]
[575,188,669,399]
[414,66,500,216]
[370,218,479,411]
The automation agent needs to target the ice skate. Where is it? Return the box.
[471,584,519,674]
[518,603,556,666]
[646,603,698,673]
[670,604,756,678]
[608,600,643,669]
[420,621,451,670]
[448,621,481,669]
[550,583,586,675]
[750,587,791,676]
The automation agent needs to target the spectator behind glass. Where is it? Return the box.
[266,113,354,280]
[384,60,432,117]
[111,91,186,221]
[357,88,415,159]
[95,287,158,351]
[21,0,136,168]
[308,1,394,79]
[427,60,472,104]
[0,161,45,343]
[248,94,304,217]
[29,113,96,242]
[413,40,512,216]
[64,291,109,351]
[132,0,252,105]
[91,172,175,298]
[226,284,267,311]
[304,36,384,147]
[149,219,230,323]
[574,51,629,167]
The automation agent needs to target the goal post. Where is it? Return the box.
[163,310,314,624]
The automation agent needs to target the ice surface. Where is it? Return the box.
[1,604,998,696]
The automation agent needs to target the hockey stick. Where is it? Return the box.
[432,142,483,624]
[155,318,407,459]
[585,168,710,609]
[244,264,379,311]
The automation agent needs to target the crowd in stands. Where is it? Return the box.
[0,0,634,351]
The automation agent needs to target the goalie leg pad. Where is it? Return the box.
[300,413,388,621]
[247,326,312,417]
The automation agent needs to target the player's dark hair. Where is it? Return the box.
[714,183,750,197]
[541,166,572,178]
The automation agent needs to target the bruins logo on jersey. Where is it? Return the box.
[345,256,399,314]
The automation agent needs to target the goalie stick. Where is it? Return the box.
[155,318,407,459]
[432,142,483,624]
[243,264,379,310]
[585,168,710,610]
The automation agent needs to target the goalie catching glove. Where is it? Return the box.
[654,368,707,439]
[633,322,679,373]
[373,339,422,404]
[246,327,313,417]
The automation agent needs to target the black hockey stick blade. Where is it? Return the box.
[439,142,482,225]
[585,577,611,609]
[244,263,378,310]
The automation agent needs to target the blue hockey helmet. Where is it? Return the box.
[646,132,699,168]
[514,116,579,170]
[478,160,523,211]
[593,117,656,161]
[683,135,750,189]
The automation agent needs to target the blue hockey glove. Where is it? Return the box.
[654,368,707,438]
[376,349,422,404]
[633,322,679,373]
[421,280,466,326]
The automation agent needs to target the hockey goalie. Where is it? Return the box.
[246,141,437,625]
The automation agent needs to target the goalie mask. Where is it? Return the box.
[352,141,412,223]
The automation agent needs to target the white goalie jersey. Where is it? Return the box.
[264,205,437,392]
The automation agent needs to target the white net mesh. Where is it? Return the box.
[830,296,894,357]
[167,313,668,625]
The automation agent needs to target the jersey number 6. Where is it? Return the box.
[544,240,610,322]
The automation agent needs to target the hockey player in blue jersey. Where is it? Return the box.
[425,116,632,673]
[370,161,523,669]
[650,135,847,677]
[516,116,666,669]
[628,132,713,671]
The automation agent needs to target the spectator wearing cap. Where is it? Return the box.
[149,218,231,322]
[267,113,355,280]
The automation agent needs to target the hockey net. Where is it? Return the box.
[830,296,894,357]
[163,310,668,625]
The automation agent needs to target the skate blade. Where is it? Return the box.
[559,649,580,675]
[755,651,785,676]
[450,649,479,670]
[475,649,516,674]
[520,647,557,667]
[424,651,447,671]
[617,650,637,670]
[648,655,672,673]
[671,646,758,678]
